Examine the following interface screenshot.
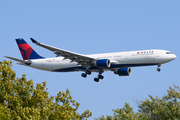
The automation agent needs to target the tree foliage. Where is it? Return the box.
[0,104,9,120]
[96,85,180,120]
[0,60,92,120]
[139,84,180,119]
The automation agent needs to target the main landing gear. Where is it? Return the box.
[81,70,104,82]
[94,70,104,82]
[157,64,161,72]
[94,74,104,82]
[81,70,91,78]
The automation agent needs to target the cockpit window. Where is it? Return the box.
[166,52,172,54]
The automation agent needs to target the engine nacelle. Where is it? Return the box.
[94,59,111,68]
[114,67,131,76]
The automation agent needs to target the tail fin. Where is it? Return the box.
[16,38,44,60]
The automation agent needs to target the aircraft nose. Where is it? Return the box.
[165,54,177,62]
[172,54,177,60]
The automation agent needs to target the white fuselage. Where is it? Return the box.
[19,49,176,72]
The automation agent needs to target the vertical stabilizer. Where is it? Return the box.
[16,38,44,60]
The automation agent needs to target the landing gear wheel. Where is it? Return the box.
[81,73,87,78]
[86,70,91,75]
[98,75,104,79]
[94,78,99,82]
[157,68,161,72]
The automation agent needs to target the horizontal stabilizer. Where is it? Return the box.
[4,56,31,65]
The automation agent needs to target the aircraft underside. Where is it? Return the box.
[49,63,160,82]
[51,63,159,72]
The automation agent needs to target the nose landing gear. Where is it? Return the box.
[157,64,161,72]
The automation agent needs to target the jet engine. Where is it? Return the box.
[93,59,111,68]
[114,67,131,76]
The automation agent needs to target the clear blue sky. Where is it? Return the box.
[0,1,179,119]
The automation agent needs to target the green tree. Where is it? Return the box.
[96,85,180,120]
[95,103,148,120]
[139,84,180,119]
[0,60,92,120]
[0,104,9,120]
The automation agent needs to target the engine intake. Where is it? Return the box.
[94,59,111,68]
[114,67,131,76]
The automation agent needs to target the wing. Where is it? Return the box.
[5,56,31,65]
[30,38,95,68]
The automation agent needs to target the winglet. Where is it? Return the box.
[30,38,38,43]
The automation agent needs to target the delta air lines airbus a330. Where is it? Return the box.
[5,38,176,82]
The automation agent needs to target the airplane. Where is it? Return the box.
[5,38,177,82]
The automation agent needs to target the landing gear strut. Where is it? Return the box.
[157,64,161,72]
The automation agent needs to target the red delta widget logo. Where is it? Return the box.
[137,51,154,54]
